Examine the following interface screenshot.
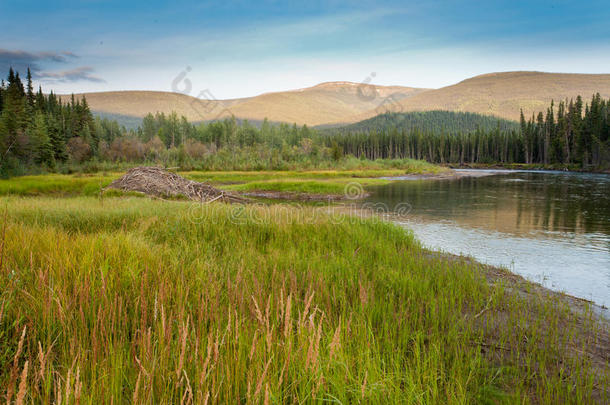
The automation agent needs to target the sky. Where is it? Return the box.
[1,0,609,98]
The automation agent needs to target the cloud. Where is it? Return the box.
[37,66,106,83]
[0,49,77,75]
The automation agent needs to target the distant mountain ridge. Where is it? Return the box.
[61,71,610,127]
[60,82,427,127]
[356,71,610,122]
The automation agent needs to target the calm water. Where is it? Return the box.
[365,170,610,307]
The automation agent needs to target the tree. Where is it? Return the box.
[67,136,92,163]
[0,79,4,113]
[26,68,35,108]
[520,109,530,163]
[47,113,68,162]
[331,141,342,161]
[29,112,54,165]
[35,86,46,112]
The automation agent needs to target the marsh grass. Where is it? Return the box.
[222,178,389,195]
[0,162,439,198]
[0,196,607,403]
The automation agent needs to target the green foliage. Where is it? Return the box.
[325,110,520,134]
[0,69,98,175]
[29,112,54,166]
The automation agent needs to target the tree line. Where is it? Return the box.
[0,68,127,175]
[1,68,608,175]
[328,96,609,168]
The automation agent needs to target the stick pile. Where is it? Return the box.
[106,167,247,203]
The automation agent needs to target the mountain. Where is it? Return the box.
[325,111,519,134]
[356,72,610,122]
[61,71,610,126]
[60,82,427,127]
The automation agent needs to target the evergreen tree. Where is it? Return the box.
[13,72,25,97]
[520,109,530,163]
[35,86,46,112]
[29,112,54,165]
[0,79,4,113]
[47,113,68,162]
[26,67,35,108]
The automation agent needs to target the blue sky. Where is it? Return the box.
[1,0,609,98]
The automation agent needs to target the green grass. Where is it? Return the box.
[0,171,387,198]
[222,178,390,195]
[183,169,403,183]
[0,173,118,196]
[0,196,607,403]
[0,159,444,198]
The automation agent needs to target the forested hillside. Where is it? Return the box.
[324,111,519,134]
[331,95,609,167]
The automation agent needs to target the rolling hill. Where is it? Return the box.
[60,82,427,127]
[61,71,610,127]
[354,71,610,122]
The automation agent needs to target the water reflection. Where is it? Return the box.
[365,171,610,306]
[368,171,610,238]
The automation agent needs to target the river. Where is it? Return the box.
[365,170,610,307]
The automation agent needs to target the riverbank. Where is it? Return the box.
[1,195,608,403]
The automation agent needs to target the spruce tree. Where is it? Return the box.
[520,109,530,163]
[26,68,35,108]
[14,72,25,97]
[47,114,68,162]
[0,79,4,113]
[7,68,15,86]
[29,112,54,165]
[36,86,46,112]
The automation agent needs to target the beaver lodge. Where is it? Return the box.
[106,166,247,203]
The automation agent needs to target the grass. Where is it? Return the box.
[222,178,390,195]
[0,159,444,197]
[0,195,608,403]
[0,173,118,196]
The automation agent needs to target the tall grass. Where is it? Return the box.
[0,165,431,197]
[5,156,444,178]
[0,196,607,403]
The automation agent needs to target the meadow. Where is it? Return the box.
[0,188,608,403]
[0,159,443,199]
